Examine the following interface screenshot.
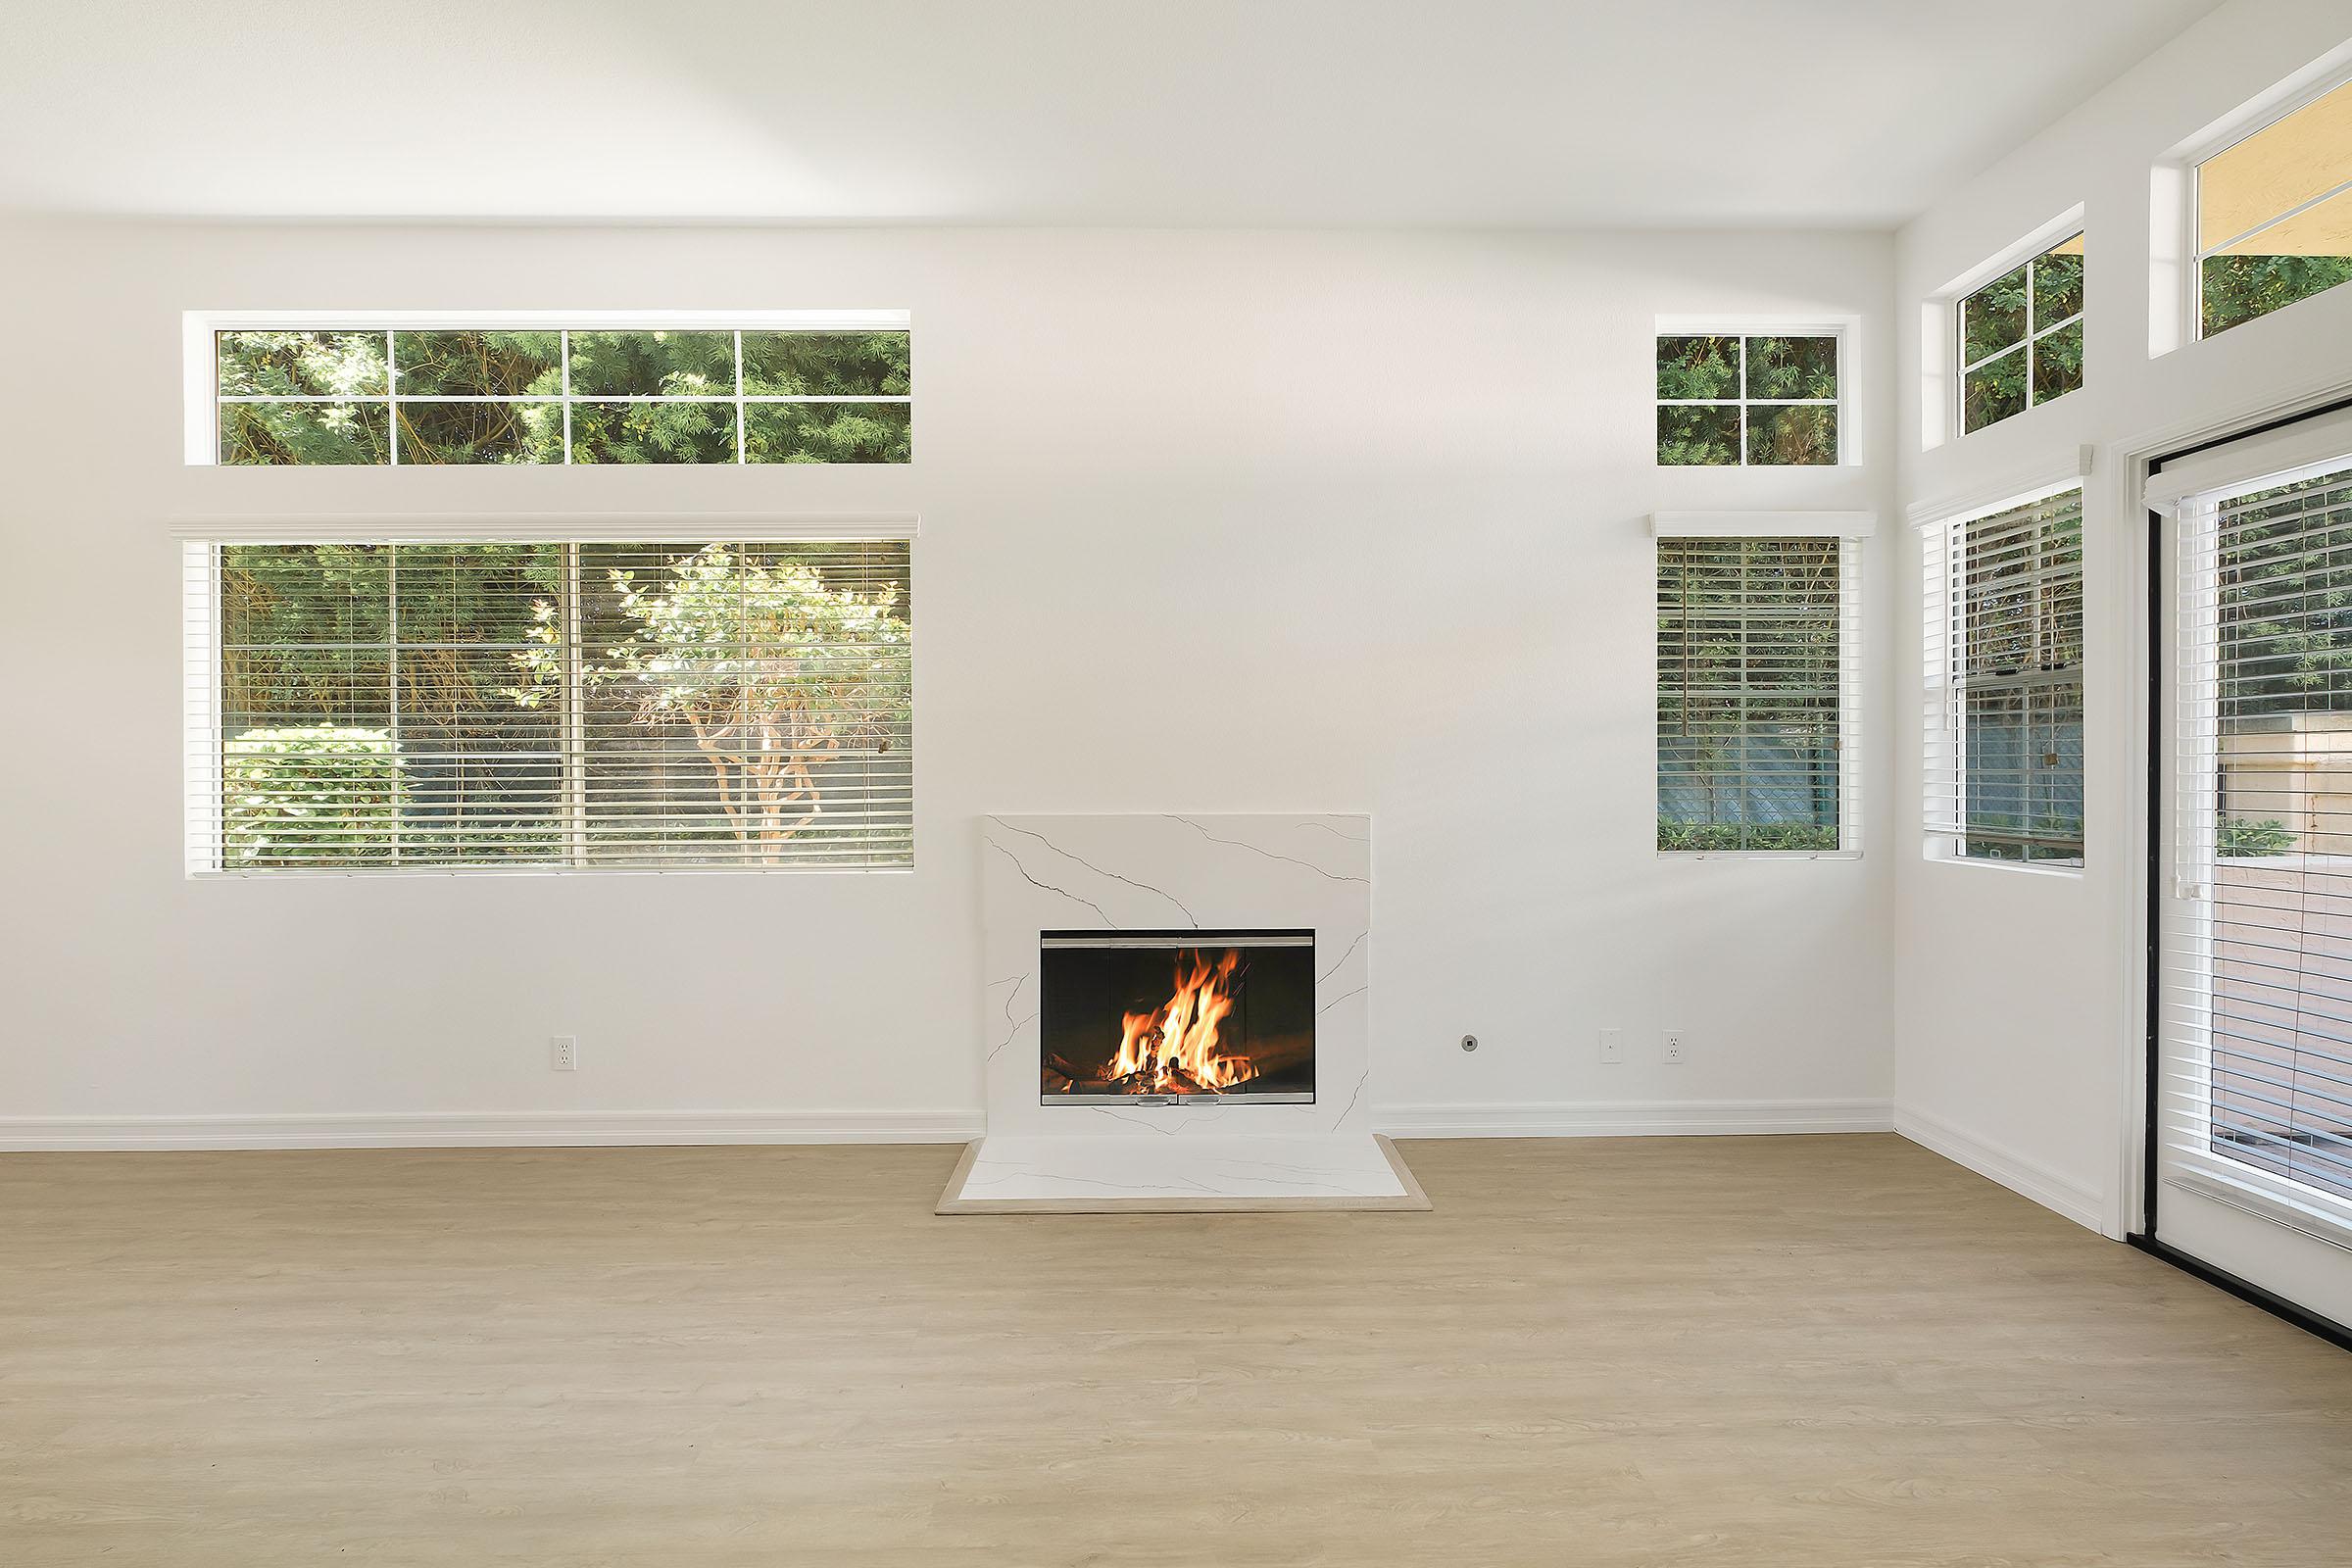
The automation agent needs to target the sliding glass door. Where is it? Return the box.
[2153,407,2352,1330]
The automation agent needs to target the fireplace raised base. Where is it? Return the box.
[936,1133,1428,1213]
[960,812,1417,1216]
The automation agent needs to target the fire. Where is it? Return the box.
[1103,948,1259,1095]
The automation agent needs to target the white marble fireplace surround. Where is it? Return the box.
[939,812,1427,1212]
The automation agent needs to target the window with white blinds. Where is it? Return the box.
[1923,485,2085,865]
[183,538,913,873]
[2167,454,2352,1220]
[1655,534,1860,856]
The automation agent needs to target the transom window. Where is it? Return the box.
[1655,529,1859,855]
[1958,234,2084,434]
[183,537,913,872]
[207,319,910,466]
[1923,486,2085,865]
[1655,332,1840,466]
[2196,72,2352,337]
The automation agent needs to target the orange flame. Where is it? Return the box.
[1105,948,1258,1094]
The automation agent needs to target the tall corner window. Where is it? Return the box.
[1655,528,1859,855]
[182,536,913,873]
[1958,234,2084,435]
[1655,331,1840,466]
[1924,486,2084,866]
[205,318,911,466]
[2196,72,2352,337]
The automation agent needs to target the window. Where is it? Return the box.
[2195,73,2352,337]
[1958,234,2083,434]
[1923,486,2084,865]
[1655,332,1840,466]
[208,320,911,466]
[183,537,913,872]
[2157,425,2352,1216]
[1655,527,1859,855]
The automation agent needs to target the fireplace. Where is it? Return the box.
[1039,930,1316,1104]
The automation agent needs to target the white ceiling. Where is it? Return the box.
[0,0,2222,227]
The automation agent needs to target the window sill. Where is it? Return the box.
[1657,850,1862,862]
[188,862,915,881]
[1922,850,2083,880]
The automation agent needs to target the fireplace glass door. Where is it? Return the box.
[1040,931,1315,1103]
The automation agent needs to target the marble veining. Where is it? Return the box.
[954,812,1407,1210]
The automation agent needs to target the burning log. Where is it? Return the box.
[1042,1053,1088,1087]
[1159,1063,1210,1095]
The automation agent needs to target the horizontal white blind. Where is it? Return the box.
[1923,487,2085,864]
[1655,536,1859,856]
[184,538,913,873]
[2165,457,2352,1225]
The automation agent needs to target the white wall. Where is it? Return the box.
[1892,0,2352,1234]
[0,223,1897,1147]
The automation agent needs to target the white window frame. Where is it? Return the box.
[2150,408,2352,1240]
[1653,318,1853,468]
[2163,52,2352,349]
[183,310,911,467]
[1650,511,1872,860]
[1918,473,2088,875]
[1927,207,2084,448]
[1954,233,2086,438]
[177,512,919,879]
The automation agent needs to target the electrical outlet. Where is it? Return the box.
[1598,1027,1623,1064]
[1662,1030,1687,1064]
[551,1035,578,1072]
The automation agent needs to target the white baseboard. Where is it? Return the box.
[1894,1104,2108,1234]
[1374,1098,1894,1140]
[0,1109,986,1152]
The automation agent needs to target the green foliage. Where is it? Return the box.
[397,400,562,465]
[1960,238,2085,436]
[1655,820,1838,854]
[2032,319,2084,404]
[1962,263,2031,367]
[1656,405,1740,466]
[1746,404,1836,466]
[2203,255,2352,336]
[2033,250,2084,320]
[222,727,398,866]
[1655,334,1836,465]
[566,330,736,397]
[220,402,391,465]
[218,330,388,397]
[393,330,562,396]
[568,400,735,464]
[744,332,910,395]
[1959,814,2085,862]
[747,402,911,464]
[2217,817,2296,858]
[1743,336,1837,400]
[214,328,913,466]
[512,545,911,855]
[1656,335,1739,400]
[1962,351,2028,433]
[2216,470,2352,716]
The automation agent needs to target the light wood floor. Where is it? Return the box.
[5,1136,2350,1566]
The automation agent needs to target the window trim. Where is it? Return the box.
[1919,478,2087,873]
[1932,209,2086,445]
[1653,318,1853,468]
[1954,232,2085,436]
[181,520,918,879]
[1650,512,1869,861]
[183,310,912,467]
[2175,53,2352,347]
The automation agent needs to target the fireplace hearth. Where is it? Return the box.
[1039,930,1316,1104]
